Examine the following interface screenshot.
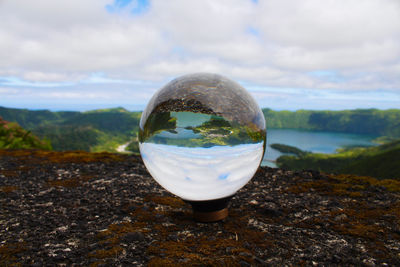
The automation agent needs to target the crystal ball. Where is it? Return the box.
[139,73,266,201]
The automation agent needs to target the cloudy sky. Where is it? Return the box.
[1,0,399,111]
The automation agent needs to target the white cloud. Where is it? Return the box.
[0,87,19,94]
[22,72,82,82]
[255,0,400,48]
[41,91,110,99]
[0,0,399,110]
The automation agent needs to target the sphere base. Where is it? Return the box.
[186,196,232,223]
[193,208,228,222]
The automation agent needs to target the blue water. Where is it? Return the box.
[262,129,377,167]
[157,127,201,139]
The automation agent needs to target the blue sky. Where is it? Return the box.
[0,0,399,111]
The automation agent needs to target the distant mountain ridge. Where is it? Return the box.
[263,108,400,137]
[0,106,79,129]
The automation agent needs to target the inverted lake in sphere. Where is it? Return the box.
[263,129,377,167]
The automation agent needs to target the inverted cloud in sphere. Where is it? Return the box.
[140,142,264,201]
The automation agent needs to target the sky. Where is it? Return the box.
[0,0,399,111]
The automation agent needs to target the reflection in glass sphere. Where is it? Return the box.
[139,73,266,201]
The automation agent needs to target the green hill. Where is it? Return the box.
[62,108,139,135]
[32,125,101,151]
[0,117,51,150]
[263,108,400,137]
[276,140,400,180]
[0,106,79,129]
[0,106,140,152]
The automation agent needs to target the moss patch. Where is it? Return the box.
[148,237,253,266]
[46,175,94,188]
[88,246,124,259]
[0,149,127,164]
[144,195,186,209]
[0,170,19,177]
[0,242,26,266]
[0,185,19,193]
[287,173,400,197]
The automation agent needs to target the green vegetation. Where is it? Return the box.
[270,143,308,156]
[62,107,140,134]
[0,117,51,150]
[277,139,400,180]
[263,109,314,129]
[0,106,79,129]
[126,140,139,154]
[0,106,140,152]
[263,108,400,137]
[33,125,102,151]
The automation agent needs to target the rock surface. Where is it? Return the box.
[0,149,399,266]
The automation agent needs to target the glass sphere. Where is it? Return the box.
[139,73,266,201]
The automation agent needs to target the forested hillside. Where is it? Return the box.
[0,106,79,129]
[0,107,140,152]
[263,108,400,137]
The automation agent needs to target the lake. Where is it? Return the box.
[262,129,377,167]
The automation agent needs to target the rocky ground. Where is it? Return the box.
[0,149,399,266]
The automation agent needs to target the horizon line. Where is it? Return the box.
[1,105,399,113]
